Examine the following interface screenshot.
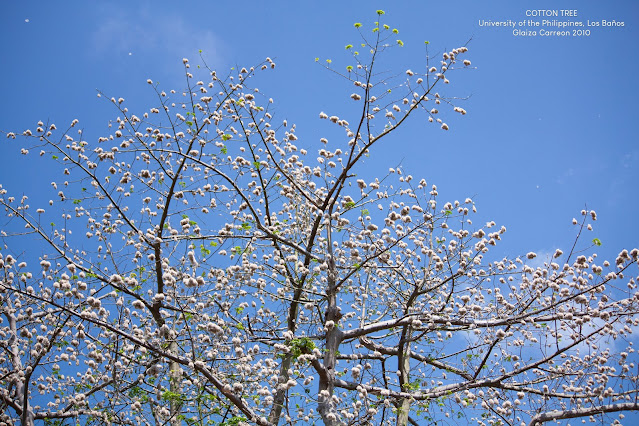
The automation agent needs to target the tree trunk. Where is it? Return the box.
[317,271,344,426]
[9,311,35,426]
[318,321,343,426]
[169,342,182,426]
[267,353,293,425]
[396,341,412,426]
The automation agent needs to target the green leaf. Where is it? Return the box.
[376,10,385,15]
[220,416,247,426]
[345,44,353,49]
[162,391,185,402]
[354,23,362,28]
[425,41,430,44]
[222,134,232,141]
[592,238,602,246]
[315,57,319,62]
[288,337,316,359]
[52,155,58,160]
[393,28,399,34]
[383,24,390,30]
[346,65,353,71]
[402,380,421,391]
[397,39,404,47]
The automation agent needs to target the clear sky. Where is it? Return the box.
[1,1,637,264]
[1,1,638,424]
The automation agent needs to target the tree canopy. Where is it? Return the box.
[2,12,639,426]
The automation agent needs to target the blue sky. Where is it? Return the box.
[1,1,637,265]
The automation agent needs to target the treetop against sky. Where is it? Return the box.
[1,1,637,256]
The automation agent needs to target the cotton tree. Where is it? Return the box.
[2,11,639,426]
